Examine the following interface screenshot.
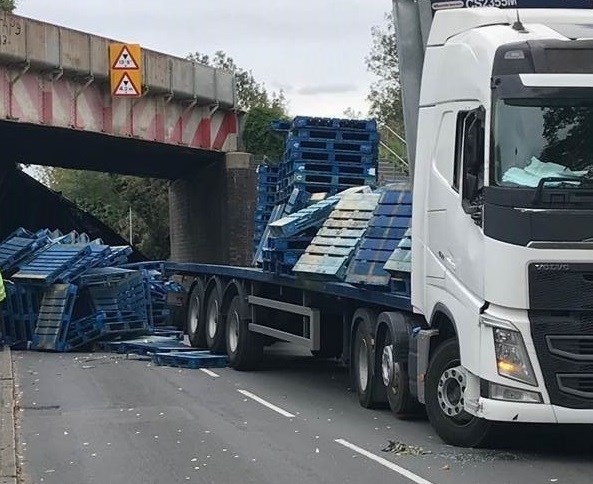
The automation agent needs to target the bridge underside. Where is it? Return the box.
[0,125,256,266]
[0,120,224,179]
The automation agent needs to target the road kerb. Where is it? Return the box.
[0,347,17,484]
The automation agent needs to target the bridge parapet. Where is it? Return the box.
[0,12,239,153]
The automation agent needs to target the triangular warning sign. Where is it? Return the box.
[113,73,140,96]
[112,46,139,70]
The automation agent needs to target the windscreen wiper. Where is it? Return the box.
[532,177,593,204]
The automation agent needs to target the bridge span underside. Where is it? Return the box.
[0,124,257,266]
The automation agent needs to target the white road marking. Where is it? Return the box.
[200,369,220,378]
[334,439,434,484]
[237,390,295,418]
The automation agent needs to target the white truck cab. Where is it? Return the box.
[396,5,593,445]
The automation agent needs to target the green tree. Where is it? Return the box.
[187,51,286,112]
[41,168,170,259]
[366,12,407,172]
[189,50,289,161]
[243,105,288,160]
[0,0,16,12]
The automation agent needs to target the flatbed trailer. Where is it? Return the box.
[165,261,413,360]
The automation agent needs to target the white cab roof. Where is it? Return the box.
[428,8,593,46]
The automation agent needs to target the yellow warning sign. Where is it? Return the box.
[113,72,140,97]
[109,43,142,98]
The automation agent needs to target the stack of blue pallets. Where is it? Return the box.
[276,116,378,203]
[253,164,280,254]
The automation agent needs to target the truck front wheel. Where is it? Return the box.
[225,295,263,370]
[425,339,491,447]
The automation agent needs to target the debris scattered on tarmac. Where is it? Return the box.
[381,440,431,456]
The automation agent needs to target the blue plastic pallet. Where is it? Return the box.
[346,189,412,287]
[0,229,51,273]
[12,244,93,285]
[289,162,375,177]
[290,128,379,143]
[288,138,376,154]
[292,116,377,131]
[31,284,78,351]
[102,336,194,356]
[288,148,375,165]
[152,351,228,369]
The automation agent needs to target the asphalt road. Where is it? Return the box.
[10,344,593,484]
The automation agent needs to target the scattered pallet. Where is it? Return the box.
[152,351,228,369]
[31,284,78,351]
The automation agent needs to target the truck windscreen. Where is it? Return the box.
[492,98,593,187]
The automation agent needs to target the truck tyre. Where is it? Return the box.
[205,283,225,354]
[381,330,420,417]
[352,309,384,408]
[225,295,264,370]
[425,339,491,447]
[186,279,207,348]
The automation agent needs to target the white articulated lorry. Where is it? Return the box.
[170,1,593,448]
[395,2,593,445]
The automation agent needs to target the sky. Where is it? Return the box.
[16,0,392,118]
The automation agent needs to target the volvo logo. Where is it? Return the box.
[534,263,570,271]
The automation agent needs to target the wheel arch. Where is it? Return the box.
[429,303,458,356]
[221,279,248,319]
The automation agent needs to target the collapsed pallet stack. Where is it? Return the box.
[254,116,380,276]
[0,229,185,351]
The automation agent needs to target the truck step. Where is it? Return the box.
[151,351,228,369]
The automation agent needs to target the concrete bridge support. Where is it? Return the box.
[169,152,257,266]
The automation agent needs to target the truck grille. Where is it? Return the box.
[547,335,593,361]
[557,374,593,399]
[530,311,593,409]
[529,263,593,311]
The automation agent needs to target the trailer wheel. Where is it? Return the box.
[205,283,225,354]
[352,309,384,408]
[225,295,263,370]
[381,330,420,417]
[425,339,491,447]
[186,279,207,348]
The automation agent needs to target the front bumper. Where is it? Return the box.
[477,397,593,423]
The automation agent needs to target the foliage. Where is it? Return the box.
[243,105,288,160]
[0,0,16,12]
[366,12,407,170]
[366,12,403,132]
[187,51,287,112]
[42,168,170,259]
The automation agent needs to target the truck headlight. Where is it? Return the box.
[493,328,537,386]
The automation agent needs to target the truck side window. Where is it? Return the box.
[459,107,485,219]
[453,112,467,192]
